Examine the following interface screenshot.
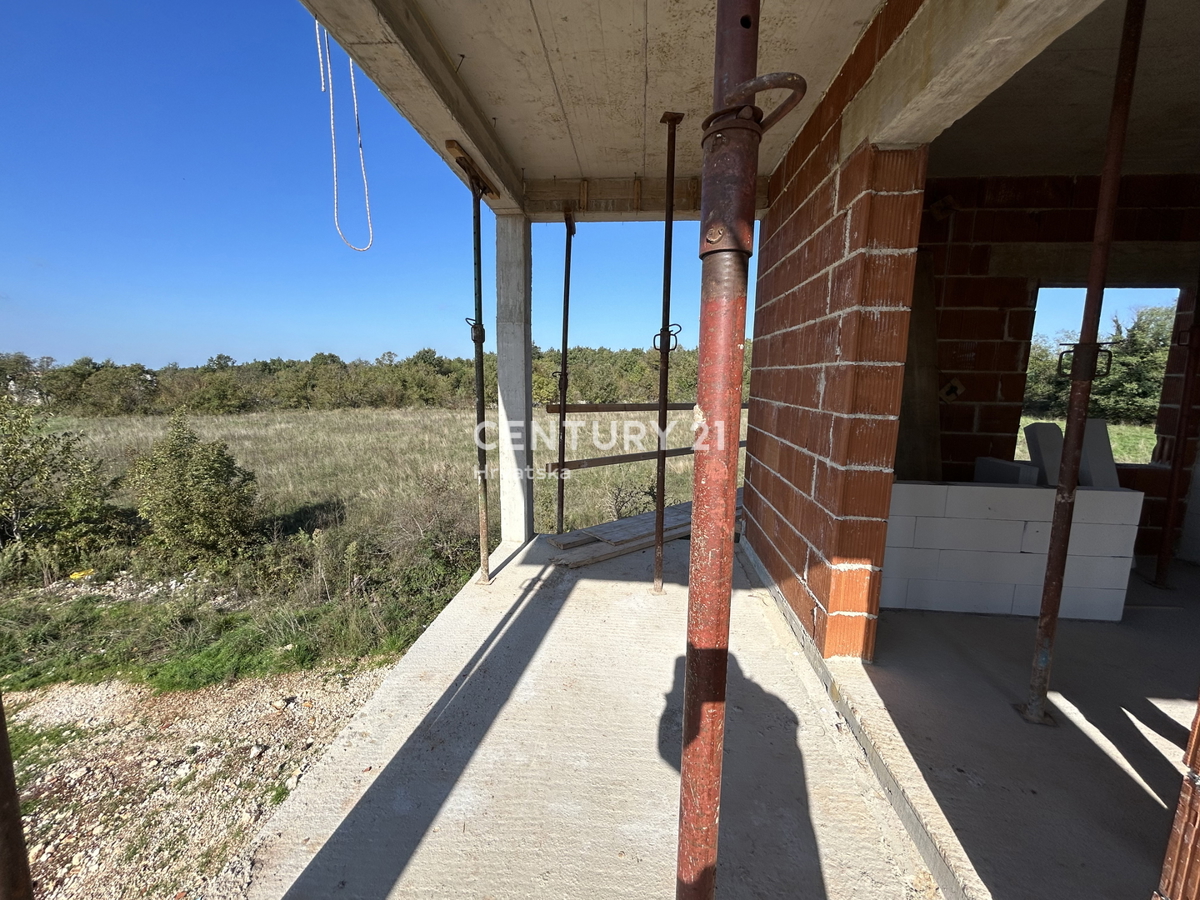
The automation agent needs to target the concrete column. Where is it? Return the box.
[495,214,535,544]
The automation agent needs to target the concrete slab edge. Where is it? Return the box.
[738,542,992,900]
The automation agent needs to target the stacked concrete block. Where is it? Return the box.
[882,482,1143,621]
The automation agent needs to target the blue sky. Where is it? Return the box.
[0,2,1180,369]
[0,0,710,368]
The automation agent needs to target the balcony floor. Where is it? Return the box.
[231,536,938,899]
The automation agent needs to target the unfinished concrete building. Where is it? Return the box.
[270,0,1200,896]
[7,0,1193,898]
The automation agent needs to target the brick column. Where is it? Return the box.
[1156,697,1200,900]
[746,141,927,659]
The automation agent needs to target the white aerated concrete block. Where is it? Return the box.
[885,516,916,548]
[1020,521,1139,557]
[882,547,940,580]
[1013,585,1125,621]
[1064,554,1133,590]
[1075,487,1144,525]
[906,580,1015,615]
[879,577,908,609]
[1080,419,1121,488]
[944,484,1055,521]
[913,517,1024,553]
[890,482,948,518]
[938,549,1048,585]
[1025,422,1064,485]
[974,457,1040,485]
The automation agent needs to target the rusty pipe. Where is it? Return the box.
[677,0,761,895]
[470,179,491,585]
[0,693,33,900]
[1156,302,1200,588]
[654,112,684,595]
[555,210,576,535]
[1021,0,1145,725]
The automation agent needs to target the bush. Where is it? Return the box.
[1023,305,1175,425]
[127,412,259,566]
[0,395,114,550]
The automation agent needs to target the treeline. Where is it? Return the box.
[1023,305,1173,425]
[0,344,742,416]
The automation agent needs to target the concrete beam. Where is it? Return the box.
[989,241,1200,287]
[523,177,769,223]
[495,214,535,544]
[302,0,524,213]
[841,0,1105,157]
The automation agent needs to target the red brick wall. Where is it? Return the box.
[1156,694,1200,900]
[919,178,1200,548]
[920,176,1200,482]
[745,0,928,660]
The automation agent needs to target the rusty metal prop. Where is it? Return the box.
[1020,0,1146,725]
[1157,296,1200,588]
[468,176,492,585]
[555,210,577,534]
[0,692,33,900]
[654,112,685,594]
[677,1,804,895]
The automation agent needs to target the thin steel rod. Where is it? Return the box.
[547,440,748,473]
[555,211,577,534]
[0,692,33,900]
[545,402,707,414]
[654,112,684,594]
[1021,0,1146,724]
[678,0,760,895]
[1156,290,1200,588]
[470,180,491,585]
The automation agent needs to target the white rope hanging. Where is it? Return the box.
[315,20,374,252]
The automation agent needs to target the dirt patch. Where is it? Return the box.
[8,664,388,899]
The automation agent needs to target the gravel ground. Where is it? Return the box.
[8,664,389,899]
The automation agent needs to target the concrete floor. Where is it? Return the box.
[239,537,938,899]
[842,559,1200,900]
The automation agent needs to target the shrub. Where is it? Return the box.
[127,412,259,565]
[0,395,113,550]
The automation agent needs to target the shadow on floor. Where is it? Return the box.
[659,654,829,899]
[866,560,1200,899]
[280,561,567,898]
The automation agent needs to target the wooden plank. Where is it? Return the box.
[546,530,599,550]
[582,503,693,545]
[551,524,693,568]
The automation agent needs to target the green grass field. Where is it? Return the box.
[1014,417,1158,464]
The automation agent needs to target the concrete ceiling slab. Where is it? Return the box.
[305,0,881,214]
[928,0,1200,177]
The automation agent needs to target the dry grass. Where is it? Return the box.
[53,407,748,537]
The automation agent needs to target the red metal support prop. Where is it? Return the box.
[1156,297,1200,588]
[676,1,804,894]
[0,692,33,900]
[654,112,684,594]
[555,210,576,534]
[1020,0,1146,725]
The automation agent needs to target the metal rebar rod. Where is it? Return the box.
[654,112,685,594]
[555,210,576,534]
[677,1,760,895]
[1156,294,1200,588]
[0,692,33,900]
[470,179,491,585]
[1021,0,1146,725]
